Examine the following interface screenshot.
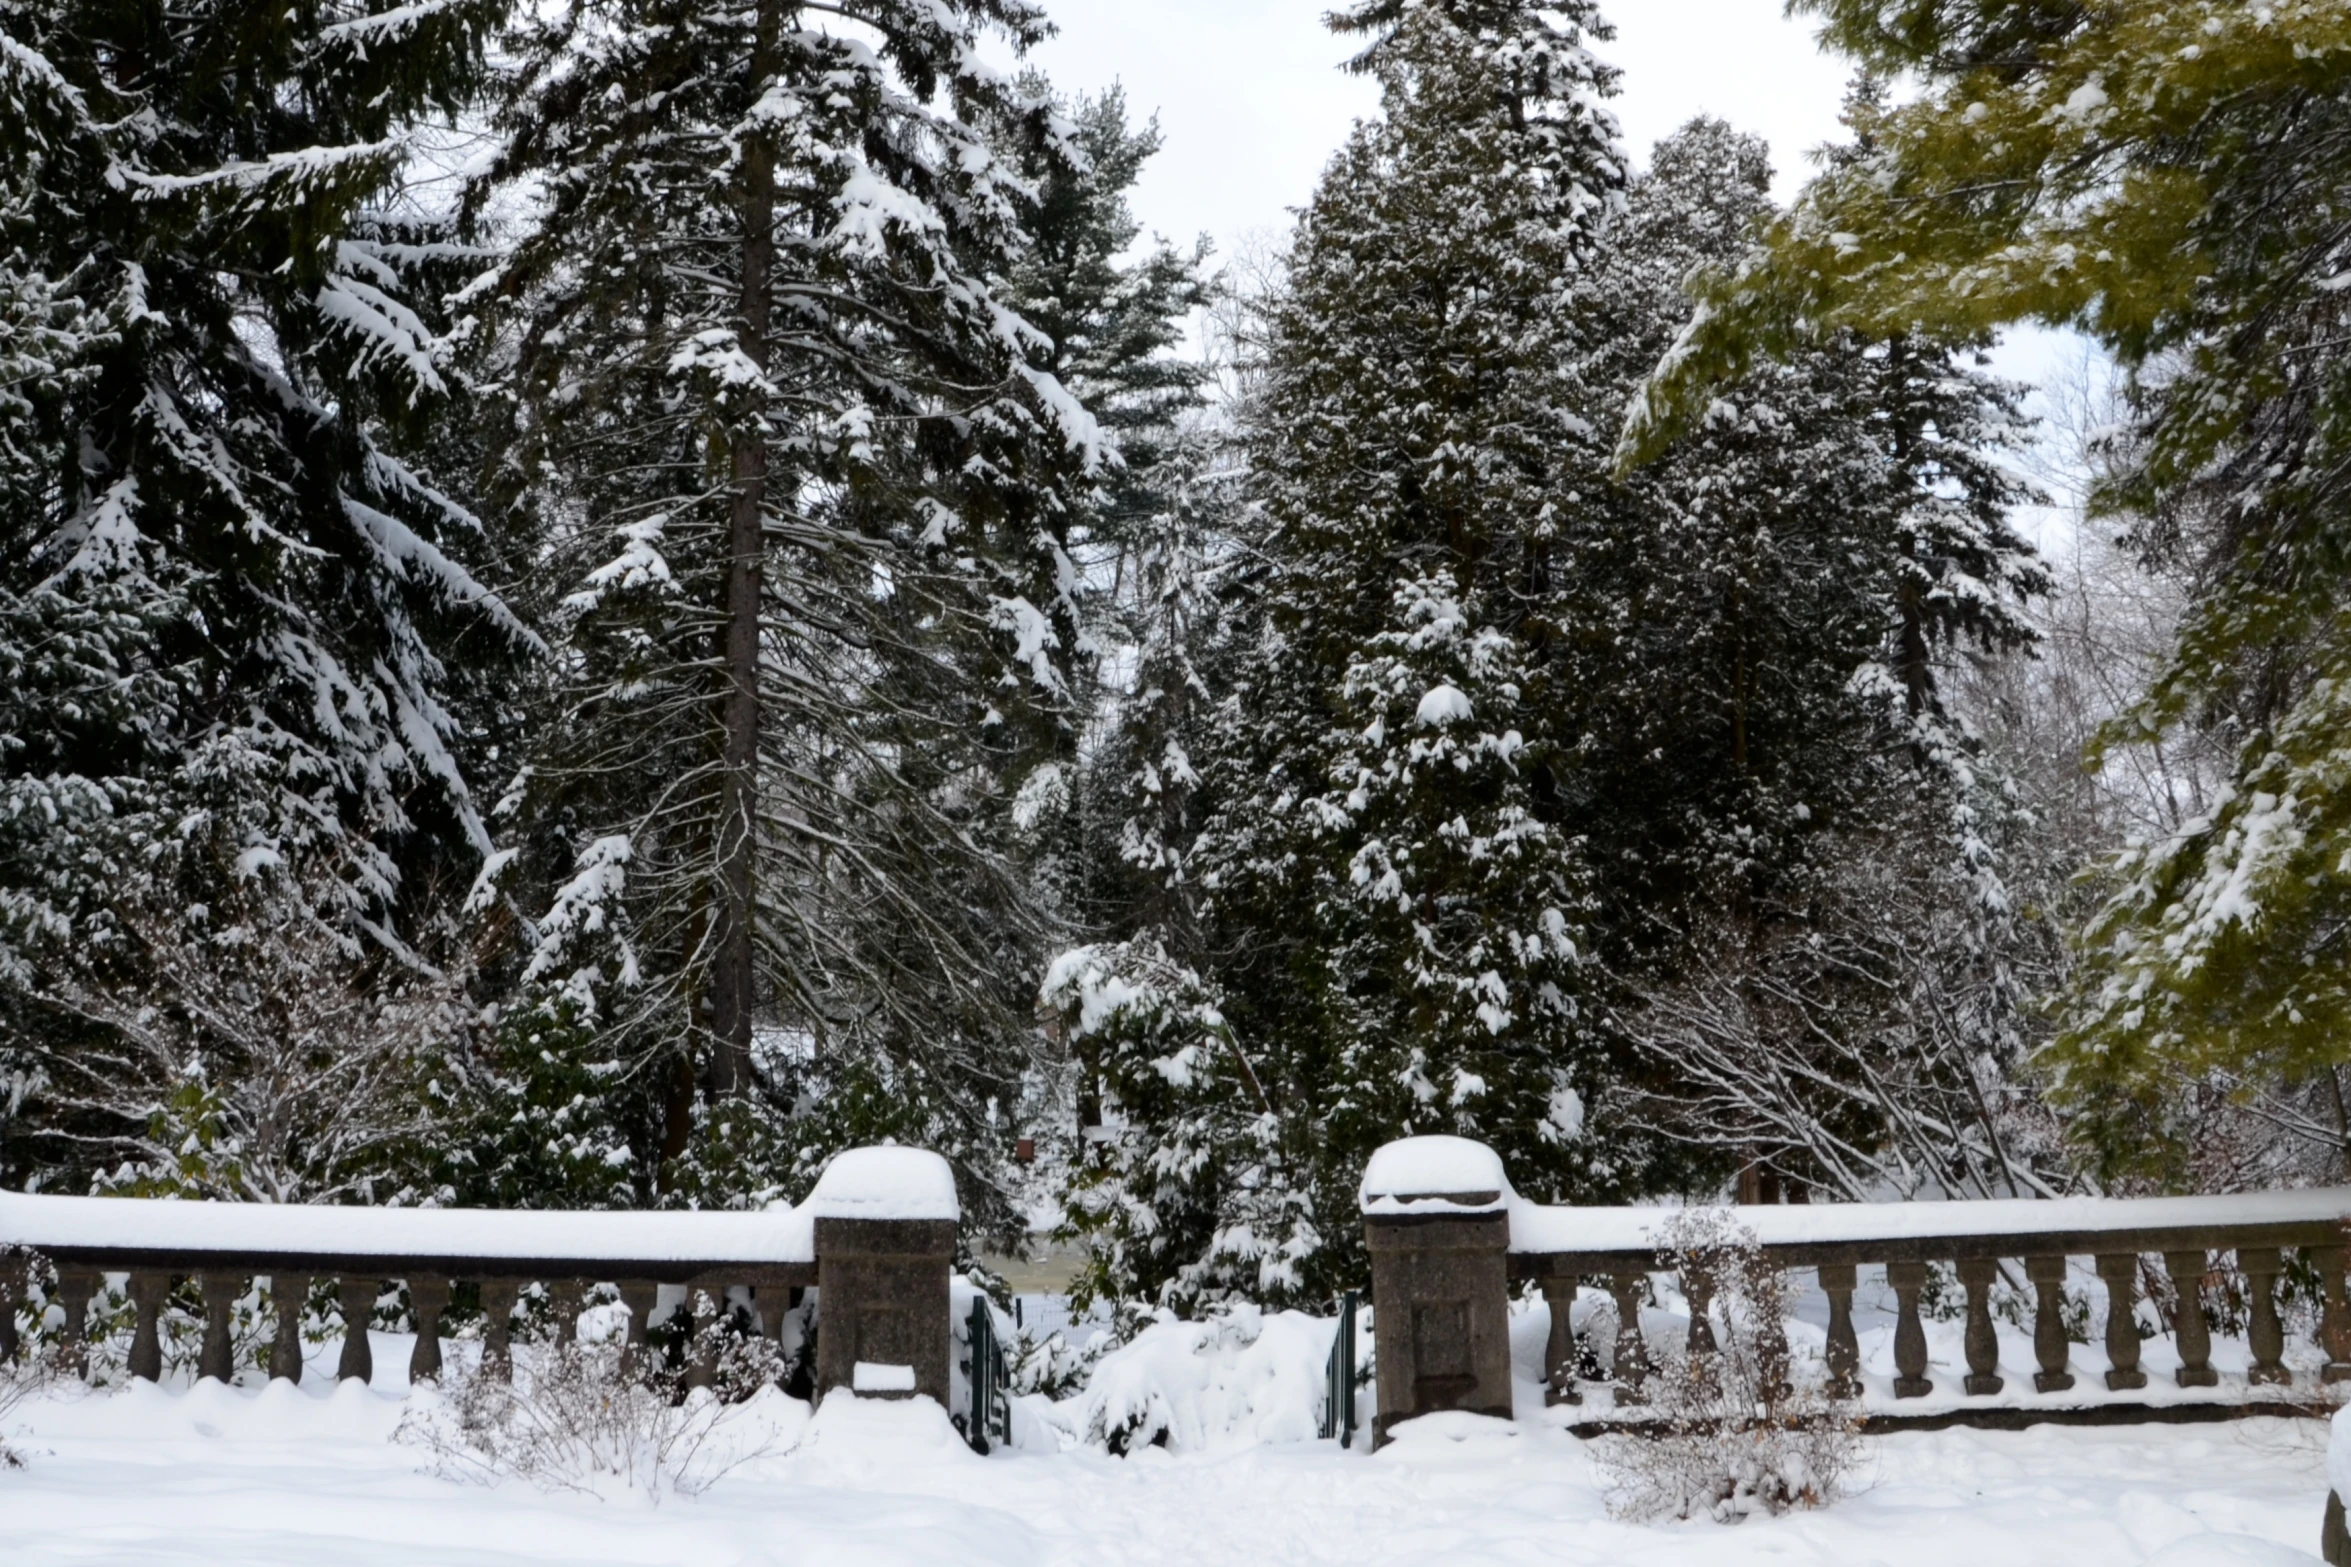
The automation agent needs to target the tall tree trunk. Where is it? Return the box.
[708,1,778,1098]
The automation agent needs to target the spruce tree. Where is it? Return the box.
[1611,0,2351,1179]
[0,0,527,1185]
[469,0,1106,1219]
[1056,0,1629,1305]
[1586,116,2049,1200]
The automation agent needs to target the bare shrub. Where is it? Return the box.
[395,1309,790,1501]
[2,1249,67,1469]
[1597,1210,1864,1523]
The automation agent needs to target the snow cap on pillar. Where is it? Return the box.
[1360,1135,1510,1215]
[806,1146,960,1221]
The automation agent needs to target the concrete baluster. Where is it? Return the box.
[2026,1254,2074,1392]
[336,1278,376,1384]
[480,1279,520,1383]
[57,1270,98,1378]
[1606,1270,1651,1405]
[2095,1253,2148,1391]
[2165,1250,2218,1388]
[127,1271,168,1383]
[617,1280,658,1376]
[1540,1276,1580,1405]
[197,1273,237,1383]
[2315,1246,2351,1385]
[1886,1260,1932,1398]
[408,1277,450,1384]
[1957,1257,2002,1395]
[685,1288,718,1392]
[1818,1262,1861,1398]
[1682,1256,1718,1360]
[0,1253,22,1363]
[2242,1247,2292,1387]
[267,1275,309,1384]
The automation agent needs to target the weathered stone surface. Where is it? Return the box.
[2026,1253,2074,1393]
[813,1216,955,1407]
[1887,1259,1932,1398]
[1365,1210,1512,1446]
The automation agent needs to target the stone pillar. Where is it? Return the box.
[336,1278,376,1384]
[1539,1276,1579,1405]
[1818,1262,1860,1399]
[813,1218,956,1405]
[2026,1253,2074,1392]
[1365,1207,1513,1445]
[2095,1253,2148,1391]
[267,1275,308,1384]
[616,1280,658,1376]
[127,1271,168,1383]
[2165,1250,2218,1388]
[198,1273,237,1383]
[0,1252,22,1364]
[1886,1260,1932,1398]
[2326,1487,2351,1567]
[1606,1269,1652,1404]
[2316,1246,2351,1384]
[479,1278,520,1383]
[1957,1257,2002,1396]
[2242,1247,2291,1387]
[408,1277,450,1384]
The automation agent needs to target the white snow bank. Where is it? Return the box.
[2331,1404,2351,1506]
[1360,1135,1509,1213]
[0,1145,955,1268]
[2140,1534,2324,1566]
[1048,1304,1336,1455]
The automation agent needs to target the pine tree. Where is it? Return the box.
[1067,0,1630,1304]
[468,0,1106,1220]
[0,0,529,1185]
[1585,116,2050,1199]
[1612,0,2351,1180]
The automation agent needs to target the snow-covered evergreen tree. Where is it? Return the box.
[0,0,530,1186]
[467,0,1107,1219]
[1052,0,1629,1304]
[1588,116,2052,1199]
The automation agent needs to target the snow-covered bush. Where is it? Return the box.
[395,1312,793,1500]
[1597,1211,1863,1523]
[1059,1302,1336,1455]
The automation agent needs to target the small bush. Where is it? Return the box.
[395,1304,791,1500]
[1597,1209,1863,1523]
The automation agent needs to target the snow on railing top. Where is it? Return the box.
[0,1144,958,1270]
[1359,1135,2351,1259]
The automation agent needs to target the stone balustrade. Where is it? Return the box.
[0,1146,958,1405]
[1361,1135,2351,1444]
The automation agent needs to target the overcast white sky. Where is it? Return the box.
[1016,0,1857,263]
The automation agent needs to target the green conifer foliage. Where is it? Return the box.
[469,0,1105,1217]
[1613,0,2351,1175]
[0,0,529,1186]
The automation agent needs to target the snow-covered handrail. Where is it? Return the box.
[1359,1135,2351,1444]
[0,1145,961,1403]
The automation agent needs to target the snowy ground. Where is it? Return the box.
[0,1346,2336,1566]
